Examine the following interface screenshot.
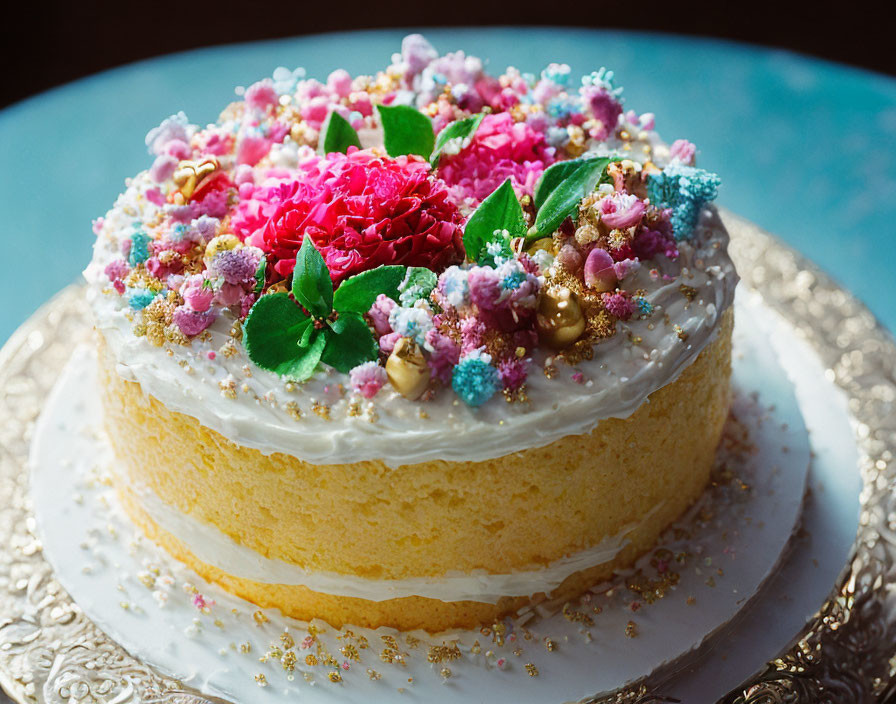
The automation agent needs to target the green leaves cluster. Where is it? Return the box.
[244,239,406,381]
[317,105,485,165]
[526,156,616,243]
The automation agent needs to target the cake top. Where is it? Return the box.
[85,35,737,466]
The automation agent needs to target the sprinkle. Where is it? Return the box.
[525,663,539,677]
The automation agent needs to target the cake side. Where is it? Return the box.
[100,309,731,631]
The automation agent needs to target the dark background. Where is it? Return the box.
[2,0,894,110]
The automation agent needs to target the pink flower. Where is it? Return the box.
[379,331,402,355]
[497,357,527,390]
[180,274,214,312]
[104,259,129,283]
[246,149,465,286]
[425,328,460,383]
[669,139,696,165]
[245,79,279,112]
[237,134,272,166]
[367,294,396,337]
[599,193,646,230]
[601,291,634,320]
[173,305,216,336]
[149,155,178,183]
[437,112,556,202]
[349,361,388,398]
[327,69,353,98]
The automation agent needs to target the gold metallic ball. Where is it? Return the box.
[204,234,242,263]
[385,337,431,400]
[536,287,586,349]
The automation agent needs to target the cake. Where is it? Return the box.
[85,35,737,633]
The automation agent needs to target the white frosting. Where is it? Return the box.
[84,189,736,468]
[129,477,654,603]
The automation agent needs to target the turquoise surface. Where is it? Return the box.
[2,27,895,343]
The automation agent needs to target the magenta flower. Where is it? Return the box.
[244,148,465,286]
[437,112,555,201]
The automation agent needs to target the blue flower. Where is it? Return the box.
[452,355,500,407]
[128,231,151,266]
[647,165,721,241]
[128,289,157,310]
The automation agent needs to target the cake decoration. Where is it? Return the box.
[89,34,723,409]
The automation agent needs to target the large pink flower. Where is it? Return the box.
[238,148,465,284]
[437,112,556,202]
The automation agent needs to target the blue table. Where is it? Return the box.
[1,27,894,343]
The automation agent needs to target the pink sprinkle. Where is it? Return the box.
[571,372,585,384]
[656,559,669,573]
[341,661,350,671]
[301,636,315,649]
[496,658,506,669]
[207,351,216,360]
[145,188,165,206]
[192,593,215,610]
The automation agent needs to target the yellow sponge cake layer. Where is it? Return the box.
[99,309,732,632]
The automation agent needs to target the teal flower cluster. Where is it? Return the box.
[647,165,721,241]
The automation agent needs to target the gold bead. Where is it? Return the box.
[524,237,555,256]
[204,234,242,263]
[536,287,586,349]
[385,338,431,400]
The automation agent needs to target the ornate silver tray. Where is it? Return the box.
[1,212,894,703]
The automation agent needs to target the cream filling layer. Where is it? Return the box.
[133,484,657,603]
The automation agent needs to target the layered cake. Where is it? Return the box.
[85,35,737,632]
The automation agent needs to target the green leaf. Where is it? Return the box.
[377,104,435,159]
[463,178,527,263]
[253,255,267,294]
[320,311,378,372]
[318,111,361,155]
[292,238,333,319]
[527,156,615,243]
[333,265,407,314]
[298,317,316,348]
[398,267,438,306]
[244,293,325,381]
[430,112,484,167]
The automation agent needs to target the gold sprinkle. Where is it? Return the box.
[367,668,382,680]
[240,642,252,653]
[219,341,238,358]
[440,667,452,679]
[625,620,638,638]
[284,401,302,421]
[281,651,297,672]
[470,640,482,655]
[427,643,462,663]
[219,379,237,399]
[679,284,699,302]
[674,324,689,341]
[255,674,267,687]
[544,638,557,652]
[340,644,360,662]
[687,596,697,606]
[525,663,539,677]
[253,610,269,625]
[305,654,319,666]
[281,632,296,650]
[347,400,361,417]
[312,401,331,420]
[327,671,342,683]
